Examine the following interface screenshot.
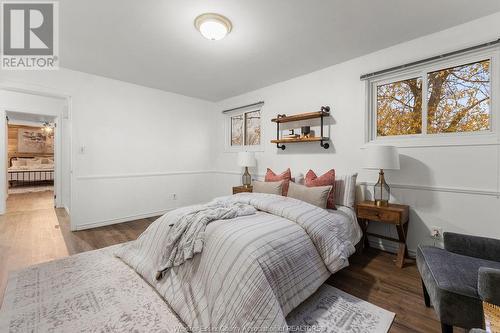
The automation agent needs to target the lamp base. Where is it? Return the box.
[374,199,389,207]
[373,169,391,207]
[242,167,252,188]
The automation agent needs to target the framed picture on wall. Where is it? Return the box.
[17,128,54,154]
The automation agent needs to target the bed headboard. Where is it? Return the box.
[8,155,54,167]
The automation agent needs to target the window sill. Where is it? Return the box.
[364,133,499,148]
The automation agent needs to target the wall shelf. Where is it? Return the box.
[271,110,330,123]
[271,137,329,144]
[272,106,330,150]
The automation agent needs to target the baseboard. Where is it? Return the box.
[74,209,173,231]
[367,237,417,258]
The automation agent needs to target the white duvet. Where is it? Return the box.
[115,193,361,332]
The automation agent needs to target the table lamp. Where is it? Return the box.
[238,151,256,188]
[364,145,400,206]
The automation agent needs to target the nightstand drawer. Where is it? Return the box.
[357,206,400,223]
[233,186,253,194]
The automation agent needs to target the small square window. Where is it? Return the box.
[245,110,261,145]
[231,114,243,146]
[226,107,262,151]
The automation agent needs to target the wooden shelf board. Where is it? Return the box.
[271,137,329,144]
[271,111,329,123]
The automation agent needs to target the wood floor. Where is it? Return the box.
[0,190,155,303]
[0,191,461,332]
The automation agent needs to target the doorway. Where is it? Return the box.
[0,88,69,217]
[5,112,57,210]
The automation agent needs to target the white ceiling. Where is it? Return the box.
[60,0,500,101]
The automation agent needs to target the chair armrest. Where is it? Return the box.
[444,232,500,262]
[478,267,500,306]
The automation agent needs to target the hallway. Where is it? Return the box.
[0,191,154,304]
[0,191,68,303]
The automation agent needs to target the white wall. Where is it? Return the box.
[1,12,499,250]
[212,12,500,255]
[0,69,216,230]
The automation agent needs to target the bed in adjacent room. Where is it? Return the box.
[7,157,54,187]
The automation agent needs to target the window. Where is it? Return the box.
[225,107,262,151]
[426,61,490,134]
[377,77,423,136]
[367,48,498,146]
[231,114,244,145]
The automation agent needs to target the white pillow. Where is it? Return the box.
[252,180,283,195]
[26,159,42,167]
[11,160,24,167]
[15,159,28,166]
[292,172,304,185]
[334,173,358,209]
[287,182,332,209]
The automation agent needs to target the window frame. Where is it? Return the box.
[224,105,263,152]
[365,46,499,147]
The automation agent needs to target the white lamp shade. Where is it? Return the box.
[364,145,400,170]
[238,151,256,167]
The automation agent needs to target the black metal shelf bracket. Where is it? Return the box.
[320,106,330,149]
[276,114,286,150]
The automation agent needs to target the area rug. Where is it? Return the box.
[0,245,187,333]
[1,245,394,333]
[286,284,395,333]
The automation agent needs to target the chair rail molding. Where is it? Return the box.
[76,170,219,180]
[359,182,500,197]
[76,171,500,197]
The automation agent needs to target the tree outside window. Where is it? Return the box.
[230,110,261,146]
[376,60,490,137]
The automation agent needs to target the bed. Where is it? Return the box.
[0,174,361,332]
[7,157,54,187]
[115,189,362,332]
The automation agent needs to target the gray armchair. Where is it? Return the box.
[417,232,500,333]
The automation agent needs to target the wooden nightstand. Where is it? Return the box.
[356,200,410,268]
[233,186,253,194]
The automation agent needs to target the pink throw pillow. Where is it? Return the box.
[305,169,336,209]
[265,168,292,196]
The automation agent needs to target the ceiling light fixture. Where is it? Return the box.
[42,122,54,137]
[194,13,232,41]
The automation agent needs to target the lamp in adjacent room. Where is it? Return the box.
[364,145,400,207]
[238,151,256,188]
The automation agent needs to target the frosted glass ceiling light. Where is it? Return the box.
[195,13,232,40]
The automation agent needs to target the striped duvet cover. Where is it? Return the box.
[115,193,361,332]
